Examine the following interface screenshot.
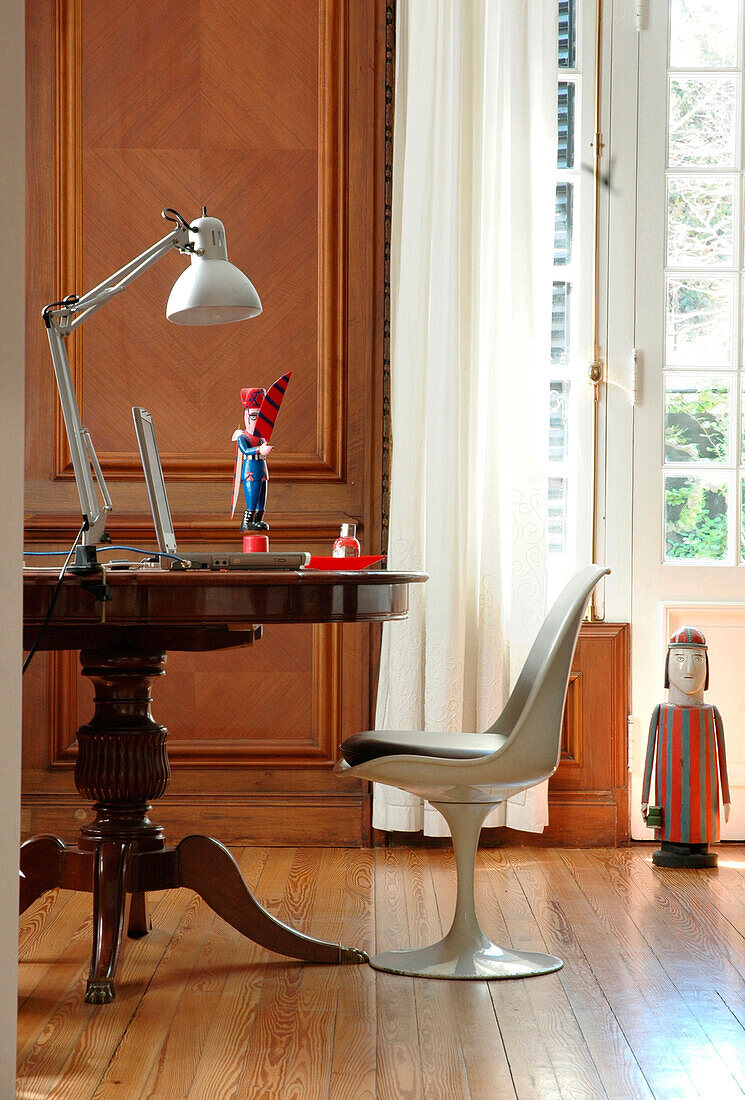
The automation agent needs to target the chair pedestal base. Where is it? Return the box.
[369,800,564,981]
[369,937,562,980]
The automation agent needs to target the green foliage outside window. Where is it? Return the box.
[665,476,727,560]
[664,378,729,463]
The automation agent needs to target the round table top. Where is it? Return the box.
[23,566,427,652]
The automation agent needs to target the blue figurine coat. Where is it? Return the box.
[236,434,268,514]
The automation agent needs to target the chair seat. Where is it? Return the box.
[339,728,508,767]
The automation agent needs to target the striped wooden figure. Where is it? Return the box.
[642,703,730,844]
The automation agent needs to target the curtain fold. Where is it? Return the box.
[375,0,557,835]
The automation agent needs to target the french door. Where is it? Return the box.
[633,0,745,839]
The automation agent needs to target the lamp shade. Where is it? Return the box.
[166,214,262,325]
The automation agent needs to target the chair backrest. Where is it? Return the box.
[482,565,609,788]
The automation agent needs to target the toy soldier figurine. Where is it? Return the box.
[230,373,291,534]
[642,626,731,868]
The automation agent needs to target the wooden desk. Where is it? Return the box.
[21,566,425,1003]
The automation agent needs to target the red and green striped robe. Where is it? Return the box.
[642,704,730,844]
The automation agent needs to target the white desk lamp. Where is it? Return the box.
[42,207,261,572]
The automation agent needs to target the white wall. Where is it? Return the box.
[0,0,24,1089]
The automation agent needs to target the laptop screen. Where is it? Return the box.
[132,407,178,556]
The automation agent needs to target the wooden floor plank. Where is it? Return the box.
[17,899,93,1062]
[406,849,471,1100]
[422,845,560,1100]
[143,849,268,1100]
[425,847,517,1100]
[17,888,171,1069]
[448,982,516,1100]
[18,845,745,1100]
[18,891,92,1010]
[329,848,376,1100]
[507,847,653,1100]
[183,849,279,1100]
[593,848,745,991]
[89,892,220,1099]
[374,848,425,1100]
[232,848,318,1100]
[281,848,348,1100]
[18,888,76,955]
[559,848,741,1099]
[16,888,192,1100]
[542,849,697,1100]
[493,848,609,1099]
[582,848,745,1094]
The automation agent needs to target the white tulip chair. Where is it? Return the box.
[335,565,609,979]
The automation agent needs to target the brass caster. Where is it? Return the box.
[339,945,369,965]
[85,978,116,1004]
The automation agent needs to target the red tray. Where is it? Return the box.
[307,555,384,570]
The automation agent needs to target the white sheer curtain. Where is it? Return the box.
[374,0,557,835]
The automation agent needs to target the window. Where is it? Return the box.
[548,0,594,586]
[662,0,744,563]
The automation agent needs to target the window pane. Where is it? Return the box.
[667,176,735,267]
[551,283,571,365]
[554,183,573,265]
[664,373,731,463]
[548,477,568,554]
[668,77,737,167]
[669,0,738,69]
[666,276,734,366]
[549,380,571,461]
[557,82,575,169]
[664,473,729,561]
[558,0,576,69]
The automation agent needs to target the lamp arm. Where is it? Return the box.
[44,319,112,545]
[42,221,191,550]
[45,227,187,333]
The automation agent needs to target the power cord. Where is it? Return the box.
[23,522,86,675]
[24,545,186,565]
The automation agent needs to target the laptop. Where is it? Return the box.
[132,406,310,571]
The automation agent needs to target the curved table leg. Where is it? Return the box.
[86,842,131,1004]
[127,891,151,939]
[19,835,65,913]
[177,835,367,965]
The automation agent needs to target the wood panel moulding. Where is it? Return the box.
[49,624,343,768]
[373,622,631,849]
[51,0,348,484]
[559,670,582,770]
[21,791,369,847]
[24,0,391,846]
[24,512,357,546]
[546,622,630,846]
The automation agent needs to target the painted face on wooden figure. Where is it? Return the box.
[667,646,707,704]
[244,407,260,434]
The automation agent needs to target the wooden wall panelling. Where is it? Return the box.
[23,0,387,845]
[372,622,631,849]
[543,622,630,846]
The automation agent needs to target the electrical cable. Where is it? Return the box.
[22,522,86,675]
[24,545,185,563]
